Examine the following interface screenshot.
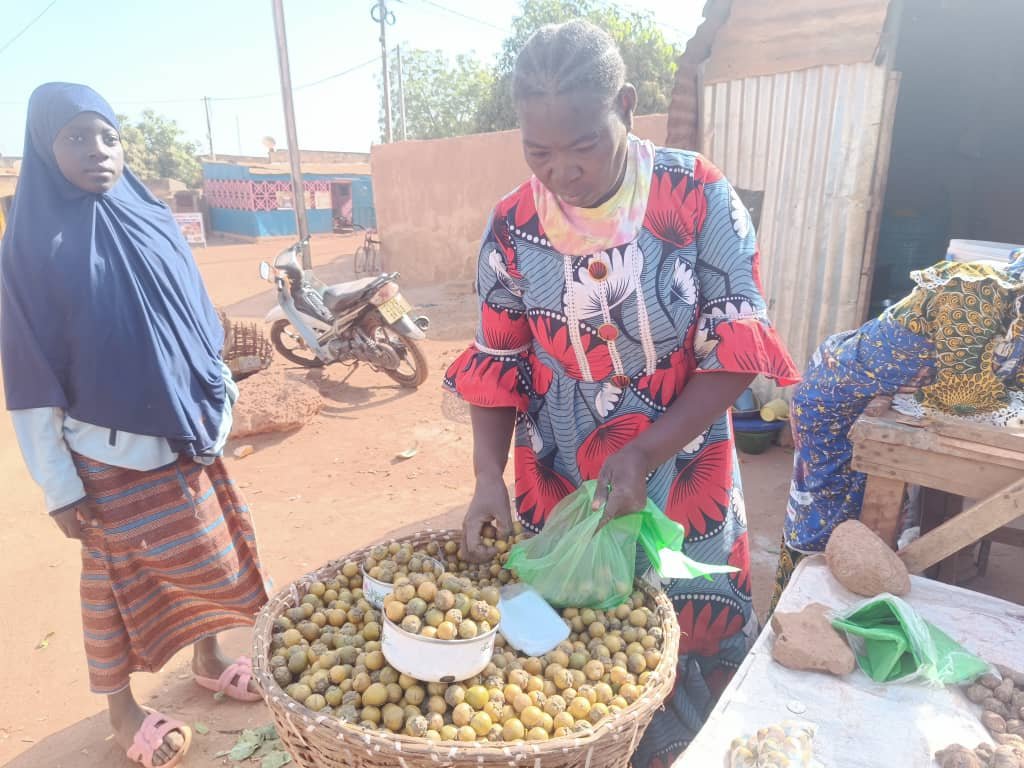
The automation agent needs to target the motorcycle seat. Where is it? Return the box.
[323,276,387,313]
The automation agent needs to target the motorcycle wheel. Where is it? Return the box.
[368,320,429,388]
[269,319,324,368]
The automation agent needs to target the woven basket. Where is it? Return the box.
[253,529,679,768]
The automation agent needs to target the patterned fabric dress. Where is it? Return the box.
[445,148,799,766]
[776,256,1024,611]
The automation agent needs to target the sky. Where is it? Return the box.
[0,0,705,159]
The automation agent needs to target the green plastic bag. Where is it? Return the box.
[830,595,989,686]
[506,481,732,609]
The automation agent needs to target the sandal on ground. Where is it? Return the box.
[194,655,262,702]
[126,708,192,768]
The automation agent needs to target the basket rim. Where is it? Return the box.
[252,527,679,760]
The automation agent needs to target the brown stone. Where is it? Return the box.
[825,520,911,597]
[230,369,323,439]
[771,602,857,676]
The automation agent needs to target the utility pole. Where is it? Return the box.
[202,96,215,159]
[396,43,407,141]
[271,0,311,268]
[371,0,396,143]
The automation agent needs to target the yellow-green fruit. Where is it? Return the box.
[363,682,388,707]
[465,685,489,710]
[568,697,591,721]
[444,685,466,708]
[553,712,575,731]
[526,727,549,741]
[520,706,545,729]
[452,703,474,728]
[404,684,426,706]
[382,703,405,732]
[502,719,526,741]
[470,712,493,737]
[440,725,459,742]
[428,695,447,715]
[457,726,478,742]
[459,620,479,639]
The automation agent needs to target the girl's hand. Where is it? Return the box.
[462,477,513,563]
[592,446,650,526]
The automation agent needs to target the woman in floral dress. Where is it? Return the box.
[444,21,799,766]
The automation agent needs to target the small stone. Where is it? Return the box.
[233,444,255,459]
[771,603,857,676]
[825,520,911,597]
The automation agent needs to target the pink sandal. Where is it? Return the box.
[194,655,262,702]
[126,709,192,768]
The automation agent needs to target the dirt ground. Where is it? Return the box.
[1,234,1020,768]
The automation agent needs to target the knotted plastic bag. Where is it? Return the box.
[830,594,989,685]
[506,481,735,609]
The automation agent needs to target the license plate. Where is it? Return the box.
[378,294,413,324]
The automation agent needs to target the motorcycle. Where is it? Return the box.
[258,236,430,388]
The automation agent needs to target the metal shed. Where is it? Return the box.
[668,0,1024,375]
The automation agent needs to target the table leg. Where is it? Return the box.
[859,475,906,548]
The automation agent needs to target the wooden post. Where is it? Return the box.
[899,477,1024,574]
[859,475,906,548]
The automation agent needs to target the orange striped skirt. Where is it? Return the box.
[76,454,269,694]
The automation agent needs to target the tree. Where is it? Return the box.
[382,49,495,141]
[475,0,680,133]
[116,111,203,188]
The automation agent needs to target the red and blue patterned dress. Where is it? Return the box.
[445,148,799,765]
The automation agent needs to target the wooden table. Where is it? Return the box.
[849,406,1024,574]
[672,557,1024,768]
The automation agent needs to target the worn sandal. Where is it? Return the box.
[126,708,192,768]
[194,655,262,702]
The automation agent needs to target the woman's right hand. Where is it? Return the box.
[462,477,513,564]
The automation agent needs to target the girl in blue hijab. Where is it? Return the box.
[1,83,269,768]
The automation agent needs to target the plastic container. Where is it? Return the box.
[497,583,570,656]
[381,615,498,683]
[946,239,1024,264]
[733,416,784,455]
[360,557,443,609]
[731,388,760,418]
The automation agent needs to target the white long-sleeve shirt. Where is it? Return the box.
[11,361,238,513]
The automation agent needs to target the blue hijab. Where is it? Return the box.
[0,83,225,456]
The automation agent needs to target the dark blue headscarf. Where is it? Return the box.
[1,83,225,456]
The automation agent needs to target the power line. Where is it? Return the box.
[210,55,380,102]
[411,0,505,31]
[0,0,59,57]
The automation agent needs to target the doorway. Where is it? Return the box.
[869,0,1024,315]
[331,181,354,233]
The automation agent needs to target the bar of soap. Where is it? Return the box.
[825,520,911,596]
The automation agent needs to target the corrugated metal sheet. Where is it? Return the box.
[705,0,892,84]
[702,62,894,374]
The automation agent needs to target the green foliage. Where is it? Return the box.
[116,111,203,188]
[382,0,680,139]
[382,50,496,141]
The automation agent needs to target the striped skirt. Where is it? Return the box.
[76,454,269,695]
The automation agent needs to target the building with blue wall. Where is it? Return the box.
[202,161,375,238]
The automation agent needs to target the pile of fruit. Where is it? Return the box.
[265,528,666,743]
[935,665,1024,768]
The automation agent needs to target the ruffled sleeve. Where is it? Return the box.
[691,156,801,387]
[443,203,533,410]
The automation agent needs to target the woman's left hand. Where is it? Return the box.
[592,446,650,526]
